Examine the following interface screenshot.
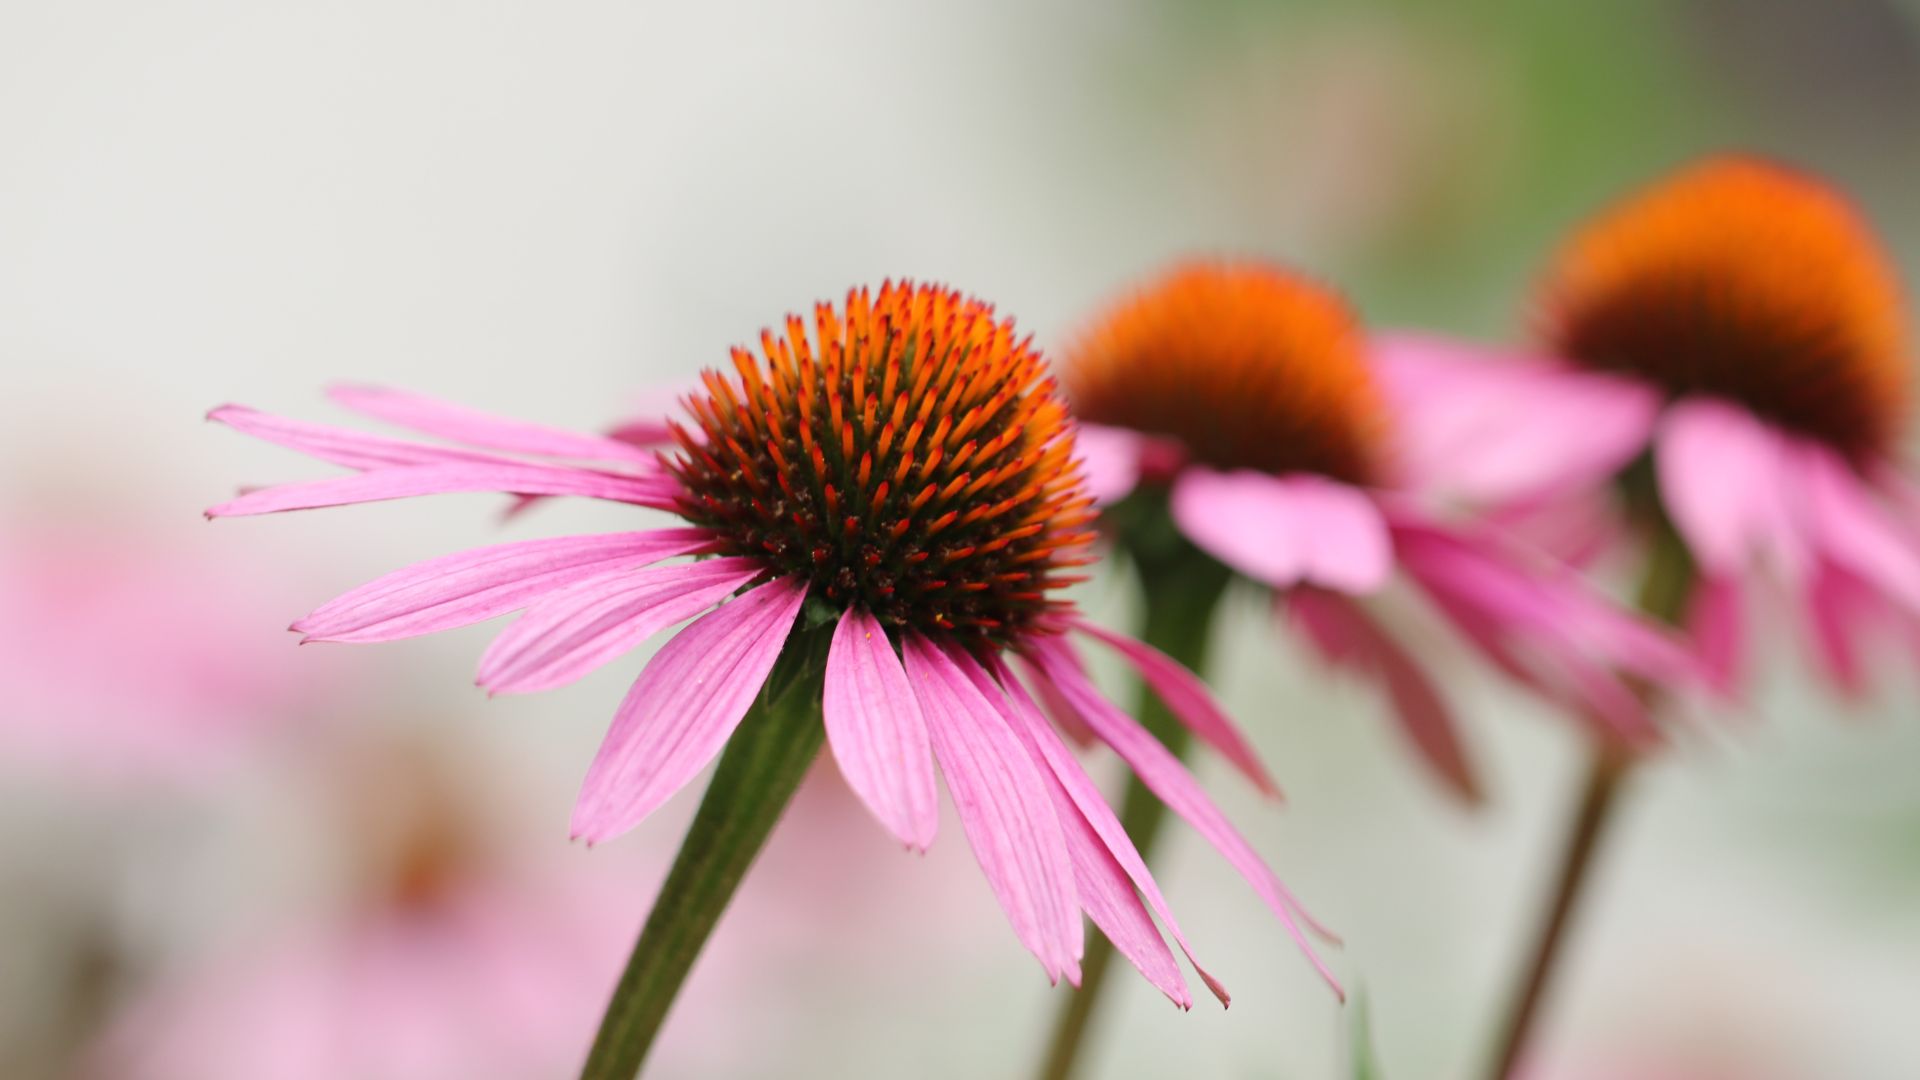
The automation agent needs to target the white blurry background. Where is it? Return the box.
[3,1,1919,1077]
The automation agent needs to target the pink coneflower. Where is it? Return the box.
[1067,263,1697,800]
[0,521,325,785]
[86,743,637,1080]
[1376,156,1920,697]
[208,280,1340,1033]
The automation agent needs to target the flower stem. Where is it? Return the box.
[579,626,830,1080]
[1035,546,1232,1080]
[1482,524,1694,1080]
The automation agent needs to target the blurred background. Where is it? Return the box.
[2,1,1918,1077]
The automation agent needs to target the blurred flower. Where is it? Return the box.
[208,281,1342,1007]
[1377,156,1920,697]
[86,740,631,1080]
[0,520,320,785]
[1067,263,1697,801]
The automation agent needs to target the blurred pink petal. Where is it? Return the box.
[1170,467,1392,592]
[1372,333,1659,503]
[1685,574,1747,697]
[1072,422,1145,505]
[1289,588,1479,803]
[1656,397,1807,578]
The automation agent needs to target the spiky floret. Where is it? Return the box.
[1540,155,1911,459]
[1063,262,1386,486]
[668,281,1096,646]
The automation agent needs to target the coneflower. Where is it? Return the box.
[1372,156,1919,1079]
[1037,261,1696,1080]
[208,281,1339,1078]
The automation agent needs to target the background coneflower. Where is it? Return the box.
[1036,262,1694,1080]
[208,281,1341,1078]
[1373,154,1920,1079]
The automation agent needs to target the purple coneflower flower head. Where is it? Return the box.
[208,280,1341,1007]
[1065,263,1699,801]
[1375,156,1920,697]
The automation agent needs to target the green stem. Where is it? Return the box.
[579,626,830,1080]
[1482,524,1694,1080]
[1035,549,1232,1080]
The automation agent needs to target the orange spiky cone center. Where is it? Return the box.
[1540,156,1911,458]
[1064,263,1386,486]
[670,281,1096,646]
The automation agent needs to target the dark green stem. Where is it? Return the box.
[1483,523,1694,1080]
[1035,542,1232,1080]
[579,626,830,1080]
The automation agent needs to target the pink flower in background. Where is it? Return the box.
[1377,156,1920,697]
[208,281,1343,1007]
[1068,263,1698,801]
[86,744,634,1080]
[0,522,322,784]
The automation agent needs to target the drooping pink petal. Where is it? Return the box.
[1685,573,1746,697]
[294,530,714,643]
[571,578,808,843]
[1287,589,1480,804]
[1025,639,1344,999]
[476,558,763,694]
[1073,423,1145,505]
[978,654,1228,1008]
[207,462,681,518]
[822,609,939,852]
[1048,773,1189,1006]
[903,635,1081,985]
[1371,334,1659,503]
[1655,397,1806,579]
[1170,468,1392,593]
[327,384,661,465]
[1804,560,1876,699]
[1067,618,1279,797]
[209,405,508,471]
[1389,515,1698,743]
[1792,442,1920,614]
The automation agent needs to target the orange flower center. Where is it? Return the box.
[1539,156,1911,458]
[1063,263,1385,486]
[671,282,1095,644]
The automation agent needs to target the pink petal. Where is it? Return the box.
[1371,334,1658,502]
[1051,773,1189,1006]
[294,530,714,643]
[1073,423,1145,505]
[209,404,506,470]
[979,655,1227,1008]
[1685,574,1746,697]
[1287,589,1480,804]
[1793,442,1920,614]
[1804,560,1880,699]
[570,577,808,843]
[1025,639,1344,999]
[1067,618,1279,797]
[822,609,939,852]
[328,384,660,465]
[1390,520,1670,745]
[903,635,1082,985]
[1170,468,1392,593]
[476,557,763,694]
[207,462,681,518]
[1655,398,1806,578]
